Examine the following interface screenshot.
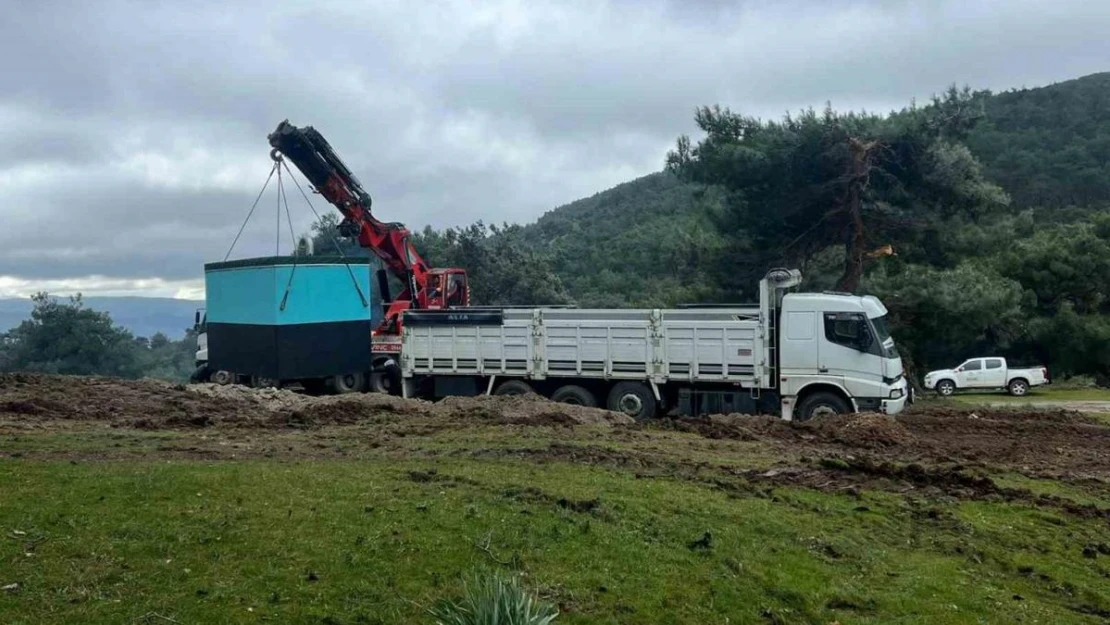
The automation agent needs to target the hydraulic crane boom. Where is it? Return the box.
[267,120,469,334]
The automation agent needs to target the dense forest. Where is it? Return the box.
[4,72,1108,383]
[411,72,1110,381]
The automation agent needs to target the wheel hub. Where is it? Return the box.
[618,394,643,416]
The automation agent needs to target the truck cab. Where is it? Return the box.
[777,292,908,419]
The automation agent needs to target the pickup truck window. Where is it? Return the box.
[963,360,983,371]
[986,359,1003,369]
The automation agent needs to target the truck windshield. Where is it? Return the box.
[869,314,899,357]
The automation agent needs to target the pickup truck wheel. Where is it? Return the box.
[796,392,850,422]
[494,380,532,396]
[935,379,956,397]
[332,372,365,394]
[551,384,597,407]
[1008,378,1029,397]
[606,382,657,421]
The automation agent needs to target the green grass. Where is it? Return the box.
[992,473,1110,509]
[3,458,1110,624]
[947,387,1110,404]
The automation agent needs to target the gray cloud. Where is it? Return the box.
[0,0,1108,295]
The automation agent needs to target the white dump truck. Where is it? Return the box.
[399,269,910,421]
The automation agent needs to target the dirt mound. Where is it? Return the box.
[654,414,766,441]
[0,374,631,430]
[0,373,257,427]
[186,383,314,411]
[808,412,916,448]
[433,394,634,426]
[658,412,912,449]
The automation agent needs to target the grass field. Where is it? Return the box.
[3,453,1109,625]
[3,376,1110,624]
[950,387,1110,404]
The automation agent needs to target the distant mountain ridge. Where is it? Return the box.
[0,296,201,339]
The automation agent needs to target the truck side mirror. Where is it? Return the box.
[195,311,201,326]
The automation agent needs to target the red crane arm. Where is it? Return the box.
[267,120,431,308]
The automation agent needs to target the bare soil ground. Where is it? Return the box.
[3,373,1109,517]
[0,374,632,429]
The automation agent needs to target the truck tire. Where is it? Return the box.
[1008,378,1029,397]
[189,364,211,384]
[369,360,401,395]
[252,376,281,389]
[494,380,532,396]
[606,382,657,421]
[332,372,365,394]
[551,384,597,407]
[795,392,850,422]
[935,379,956,397]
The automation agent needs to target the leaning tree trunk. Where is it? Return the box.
[835,138,879,293]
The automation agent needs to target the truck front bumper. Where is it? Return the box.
[879,378,910,416]
[881,394,908,416]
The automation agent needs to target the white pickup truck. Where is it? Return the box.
[924,357,1050,397]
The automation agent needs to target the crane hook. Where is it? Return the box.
[270,148,283,163]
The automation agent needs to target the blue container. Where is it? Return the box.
[203,256,382,380]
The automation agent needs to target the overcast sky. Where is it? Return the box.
[1,0,1108,299]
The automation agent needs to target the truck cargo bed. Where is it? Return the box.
[401,307,770,387]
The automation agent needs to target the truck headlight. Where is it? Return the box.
[889,388,904,399]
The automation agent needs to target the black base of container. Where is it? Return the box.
[207,320,373,381]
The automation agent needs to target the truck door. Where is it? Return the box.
[959,359,984,387]
[819,312,882,394]
[982,358,1006,388]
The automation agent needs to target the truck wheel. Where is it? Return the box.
[332,372,365,394]
[606,382,657,421]
[252,376,281,389]
[935,379,956,397]
[1008,378,1029,397]
[795,392,850,422]
[551,385,597,407]
[189,364,211,384]
[494,380,532,396]
[369,360,401,395]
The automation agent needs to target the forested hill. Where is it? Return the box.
[519,172,724,307]
[517,72,1110,302]
[967,72,1110,209]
